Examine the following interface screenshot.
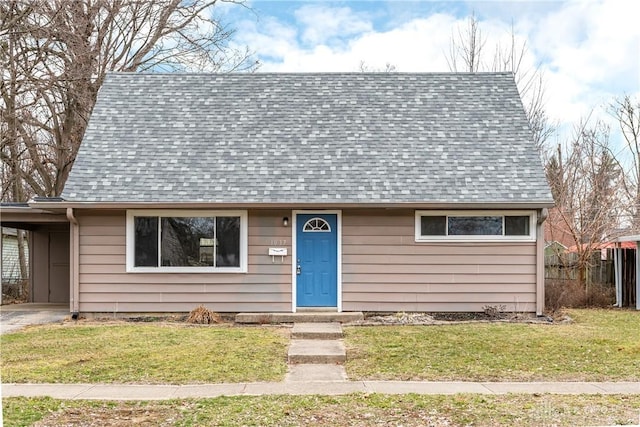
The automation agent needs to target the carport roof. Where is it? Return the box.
[0,204,68,228]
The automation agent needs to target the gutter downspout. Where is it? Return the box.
[536,208,548,316]
[66,208,80,318]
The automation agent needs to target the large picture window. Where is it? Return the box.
[415,211,535,242]
[126,210,247,272]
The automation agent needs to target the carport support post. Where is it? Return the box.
[614,243,621,307]
[636,241,640,310]
[0,228,3,305]
[66,208,80,316]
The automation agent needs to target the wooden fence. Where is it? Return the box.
[545,251,614,285]
[545,248,636,307]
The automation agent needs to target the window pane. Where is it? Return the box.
[449,216,502,235]
[216,217,240,267]
[134,217,158,267]
[161,217,215,267]
[505,216,530,236]
[421,216,446,236]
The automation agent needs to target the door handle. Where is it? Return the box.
[296,259,301,275]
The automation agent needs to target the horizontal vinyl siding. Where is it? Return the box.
[77,210,292,313]
[342,210,537,313]
[1,235,27,282]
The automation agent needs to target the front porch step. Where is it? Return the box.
[288,339,346,364]
[235,312,363,324]
[292,322,343,340]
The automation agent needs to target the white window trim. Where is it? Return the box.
[414,210,537,243]
[302,217,332,232]
[126,209,248,273]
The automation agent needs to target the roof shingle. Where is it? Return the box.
[62,72,553,205]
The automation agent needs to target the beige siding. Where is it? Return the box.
[77,208,539,314]
[341,210,537,313]
[77,210,292,313]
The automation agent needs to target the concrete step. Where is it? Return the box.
[285,364,347,382]
[291,322,343,340]
[288,339,346,364]
[235,312,363,324]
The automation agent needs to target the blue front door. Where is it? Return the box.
[296,213,338,307]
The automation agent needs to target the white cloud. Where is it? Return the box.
[294,5,372,46]
[233,0,640,138]
[528,0,640,129]
[236,11,460,72]
[346,14,457,72]
[236,15,299,62]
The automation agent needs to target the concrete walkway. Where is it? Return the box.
[3,381,640,400]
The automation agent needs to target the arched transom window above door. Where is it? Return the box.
[303,217,331,232]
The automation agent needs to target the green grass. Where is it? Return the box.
[0,323,288,384]
[3,309,640,385]
[4,394,640,426]
[344,309,640,381]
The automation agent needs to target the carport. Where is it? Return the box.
[613,235,640,310]
[1,204,70,307]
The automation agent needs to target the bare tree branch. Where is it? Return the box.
[1,0,257,202]
[445,13,554,151]
[544,116,622,285]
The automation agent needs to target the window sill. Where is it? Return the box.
[126,267,247,274]
[414,237,536,243]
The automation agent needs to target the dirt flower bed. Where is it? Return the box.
[351,311,560,326]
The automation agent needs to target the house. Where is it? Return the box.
[544,207,574,256]
[1,227,29,287]
[1,72,554,315]
[0,227,29,304]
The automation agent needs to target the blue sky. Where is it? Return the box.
[219,0,640,144]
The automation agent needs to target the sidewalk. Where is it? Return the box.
[3,381,640,400]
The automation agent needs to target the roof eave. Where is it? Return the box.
[30,200,555,210]
[0,205,69,225]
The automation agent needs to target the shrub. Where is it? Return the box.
[186,305,221,324]
[545,279,615,313]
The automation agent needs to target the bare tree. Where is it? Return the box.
[445,11,484,73]
[606,95,640,230]
[545,117,622,285]
[445,14,554,150]
[358,60,397,73]
[0,0,256,202]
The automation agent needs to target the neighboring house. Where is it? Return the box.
[543,207,575,255]
[1,72,554,315]
[565,241,637,254]
[544,241,567,257]
[1,227,29,284]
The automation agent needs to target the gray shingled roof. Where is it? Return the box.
[62,72,553,205]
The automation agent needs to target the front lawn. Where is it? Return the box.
[344,309,640,381]
[4,394,640,427]
[0,323,288,384]
[2,309,639,385]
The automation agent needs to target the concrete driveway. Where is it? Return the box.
[0,303,69,334]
